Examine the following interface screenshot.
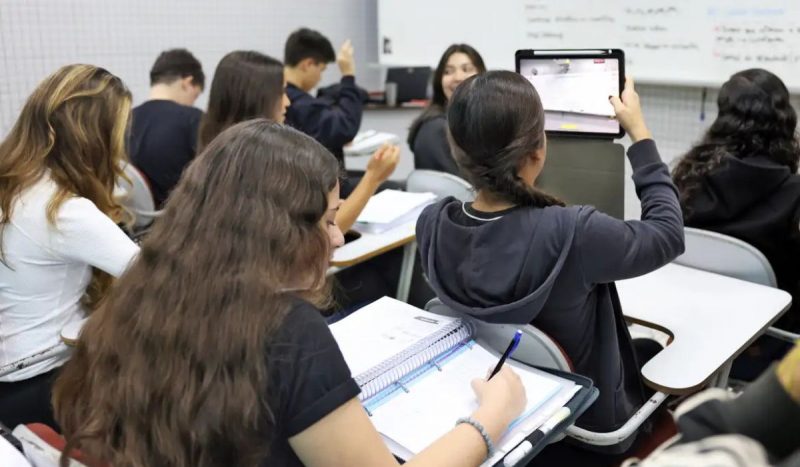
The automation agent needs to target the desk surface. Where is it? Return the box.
[330,221,416,268]
[617,263,792,394]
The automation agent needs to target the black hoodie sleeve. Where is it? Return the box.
[307,76,363,150]
[673,366,800,460]
[576,139,685,285]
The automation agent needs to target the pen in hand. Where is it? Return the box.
[488,330,523,380]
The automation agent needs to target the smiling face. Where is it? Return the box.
[442,52,479,101]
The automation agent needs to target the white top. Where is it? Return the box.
[617,263,792,393]
[0,177,139,382]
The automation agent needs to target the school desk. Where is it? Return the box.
[617,263,792,394]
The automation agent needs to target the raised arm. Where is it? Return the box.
[335,144,400,232]
[578,78,685,284]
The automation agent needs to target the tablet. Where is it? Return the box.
[515,49,625,139]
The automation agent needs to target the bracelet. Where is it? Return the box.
[456,416,496,458]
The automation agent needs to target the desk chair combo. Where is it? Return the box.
[330,170,475,303]
[675,227,798,343]
[115,163,162,232]
[671,227,799,386]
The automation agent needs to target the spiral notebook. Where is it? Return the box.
[330,297,579,464]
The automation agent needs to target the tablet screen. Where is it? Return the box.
[518,57,621,136]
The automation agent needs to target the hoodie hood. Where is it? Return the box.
[683,154,792,223]
[416,198,580,324]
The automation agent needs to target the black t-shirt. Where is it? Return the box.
[129,100,203,207]
[263,299,360,465]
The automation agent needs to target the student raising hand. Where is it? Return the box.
[335,143,401,233]
[337,39,355,76]
[365,143,401,184]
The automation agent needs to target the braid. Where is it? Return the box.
[494,166,565,208]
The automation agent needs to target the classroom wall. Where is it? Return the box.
[0,0,382,134]
[1,0,798,219]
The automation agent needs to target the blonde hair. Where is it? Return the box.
[0,64,132,309]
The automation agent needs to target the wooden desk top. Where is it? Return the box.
[330,221,416,268]
[617,263,792,394]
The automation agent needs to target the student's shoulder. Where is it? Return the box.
[134,100,202,121]
[532,204,588,236]
[782,173,800,193]
[283,297,326,324]
[273,297,331,346]
[415,114,447,141]
[56,194,117,229]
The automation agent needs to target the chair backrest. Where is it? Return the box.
[425,298,572,371]
[116,164,158,230]
[13,424,95,467]
[406,170,475,203]
[674,227,777,287]
[0,429,30,466]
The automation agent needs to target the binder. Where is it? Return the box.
[330,297,597,464]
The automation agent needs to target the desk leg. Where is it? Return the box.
[710,360,732,388]
[396,241,417,302]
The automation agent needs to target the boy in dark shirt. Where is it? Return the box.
[283,28,363,166]
[129,49,205,207]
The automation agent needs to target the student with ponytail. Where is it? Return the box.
[417,71,685,457]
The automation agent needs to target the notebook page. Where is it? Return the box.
[330,297,458,379]
[355,189,436,224]
[368,343,571,455]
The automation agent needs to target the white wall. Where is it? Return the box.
[1,0,798,219]
[0,0,382,135]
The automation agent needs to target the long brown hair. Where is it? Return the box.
[0,64,131,309]
[673,68,800,210]
[53,120,341,466]
[448,71,564,208]
[198,51,285,150]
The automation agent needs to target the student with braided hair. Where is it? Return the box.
[416,71,685,460]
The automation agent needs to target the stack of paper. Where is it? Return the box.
[355,189,436,234]
[344,130,399,155]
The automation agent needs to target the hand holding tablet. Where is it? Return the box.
[609,77,652,143]
[515,49,626,139]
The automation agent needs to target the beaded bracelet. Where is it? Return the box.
[456,416,496,458]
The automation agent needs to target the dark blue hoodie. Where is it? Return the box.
[416,139,685,449]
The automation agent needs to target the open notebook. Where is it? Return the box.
[330,297,579,464]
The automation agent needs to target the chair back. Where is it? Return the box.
[674,227,798,342]
[116,164,160,230]
[424,298,572,371]
[674,227,777,287]
[406,170,474,203]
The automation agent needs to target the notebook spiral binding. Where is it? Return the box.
[358,320,473,401]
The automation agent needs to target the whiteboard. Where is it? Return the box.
[378,0,800,91]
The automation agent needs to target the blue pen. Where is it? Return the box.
[488,330,523,380]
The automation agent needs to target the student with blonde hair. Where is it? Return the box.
[0,65,139,429]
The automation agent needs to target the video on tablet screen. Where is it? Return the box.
[518,58,620,135]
